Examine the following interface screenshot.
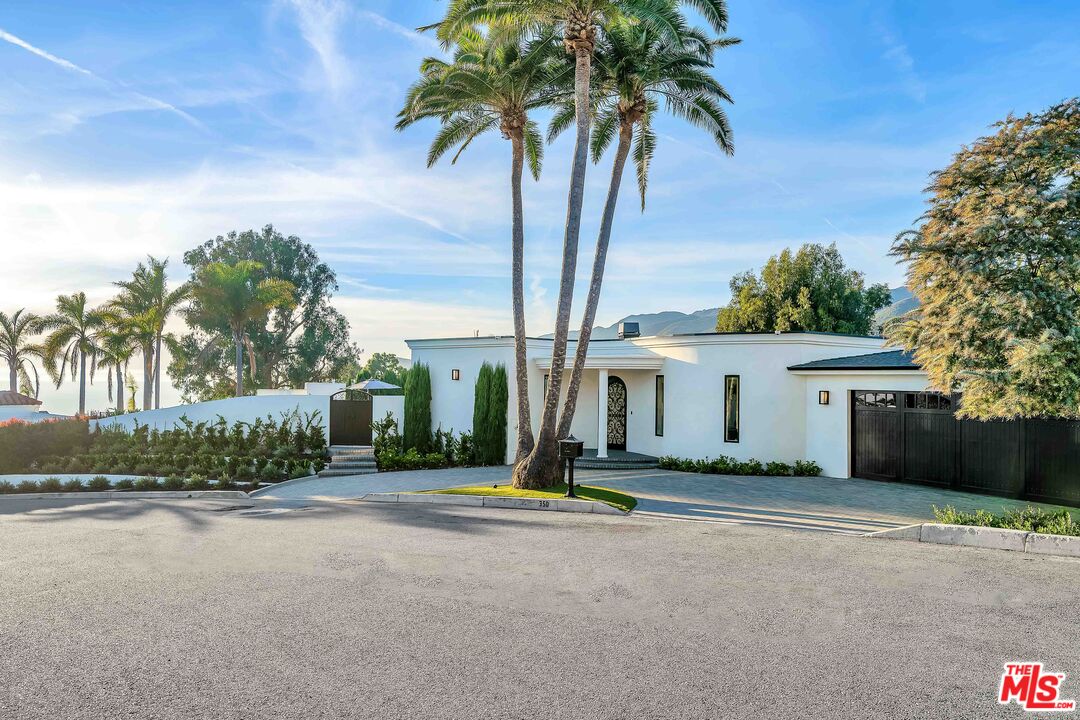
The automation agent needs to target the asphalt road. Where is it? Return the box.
[1,497,1077,719]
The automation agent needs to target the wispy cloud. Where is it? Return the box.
[357,11,441,51]
[0,26,206,130]
[877,26,926,103]
[282,0,353,96]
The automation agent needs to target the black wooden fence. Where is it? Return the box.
[852,391,1080,507]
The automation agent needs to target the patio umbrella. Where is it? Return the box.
[349,379,401,391]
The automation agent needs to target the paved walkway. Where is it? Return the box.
[583,468,1067,534]
[251,465,1066,535]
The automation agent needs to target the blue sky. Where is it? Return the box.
[2,0,1078,413]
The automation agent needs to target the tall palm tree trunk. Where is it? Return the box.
[8,362,16,393]
[234,334,244,397]
[513,38,594,489]
[78,351,87,416]
[154,333,162,409]
[116,364,124,414]
[558,121,634,438]
[142,345,154,411]
[509,131,534,461]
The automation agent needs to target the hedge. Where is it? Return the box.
[658,455,822,477]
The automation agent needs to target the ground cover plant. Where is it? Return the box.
[0,411,326,484]
[933,505,1079,537]
[658,455,822,477]
[372,411,475,471]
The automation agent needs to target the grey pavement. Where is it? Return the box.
[1,497,1077,719]
[254,465,1069,534]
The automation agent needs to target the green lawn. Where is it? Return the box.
[419,483,637,513]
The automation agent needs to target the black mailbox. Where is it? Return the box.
[559,435,584,459]
[559,435,584,499]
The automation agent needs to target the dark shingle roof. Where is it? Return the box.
[0,391,42,406]
[787,349,919,371]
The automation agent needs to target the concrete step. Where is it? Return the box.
[317,468,379,477]
[328,461,378,471]
[329,445,374,455]
[575,460,659,470]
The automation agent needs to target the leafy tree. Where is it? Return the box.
[715,243,891,335]
[556,19,736,440]
[0,309,44,397]
[472,362,494,463]
[403,363,432,452]
[40,292,106,415]
[888,99,1080,419]
[186,261,297,397]
[355,352,407,389]
[398,29,567,463]
[170,226,361,401]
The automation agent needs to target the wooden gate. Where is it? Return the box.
[851,390,1080,506]
[329,391,373,446]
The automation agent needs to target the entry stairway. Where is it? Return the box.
[318,445,378,477]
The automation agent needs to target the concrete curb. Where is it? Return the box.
[0,490,250,501]
[249,475,320,497]
[363,492,627,516]
[870,523,1080,558]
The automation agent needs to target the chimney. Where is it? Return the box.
[618,321,640,339]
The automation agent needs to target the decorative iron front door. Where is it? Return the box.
[607,375,627,450]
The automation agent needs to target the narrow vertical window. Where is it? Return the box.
[724,375,740,443]
[543,374,549,399]
[655,375,664,436]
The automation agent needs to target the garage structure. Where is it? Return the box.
[792,352,1080,506]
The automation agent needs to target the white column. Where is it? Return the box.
[597,368,609,459]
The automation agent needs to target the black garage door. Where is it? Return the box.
[851,390,1080,507]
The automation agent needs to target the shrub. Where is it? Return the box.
[0,418,90,474]
[658,455,822,478]
[0,480,13,494]
[63,479,84,492]
[260,461,285,482]
[215,476,235,490]
[184,474,210,491]
[114,478,135,490]
[162,475,185,490]
[39,477,63,492]
[86,476,111,491]
[134,477,160,491]
[16,480,39,493]
[290,462,312,479]
[933,505,1079,537]
[403,363,432,452]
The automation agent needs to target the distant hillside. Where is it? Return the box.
[543,307,721,340]
[874,287,919,329]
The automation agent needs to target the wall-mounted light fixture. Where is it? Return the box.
[818,390,830,405]
[451,369,461,381]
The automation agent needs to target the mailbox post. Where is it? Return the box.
[559,435,584,499]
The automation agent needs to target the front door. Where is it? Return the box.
[607,375,627,451]
[329,394,373,446]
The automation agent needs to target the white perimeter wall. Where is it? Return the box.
[801,371,931,478]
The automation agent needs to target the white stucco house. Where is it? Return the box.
[407,329,929,480]
[0,391,71,424]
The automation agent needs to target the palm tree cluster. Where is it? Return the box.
[398,0,737,488]
[3,256,295,416]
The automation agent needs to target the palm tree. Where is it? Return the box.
[113,257,189,410]
[40,293,105,415]
[94,319,137,415]
[397,29,568,462]
[0,309,44,397]
[107,291,157,412]
[555,21,736,438]
[435,0,728,488]
[188,261,296,397]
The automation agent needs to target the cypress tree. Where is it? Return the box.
[473,363,493,464]
[403,363,432,452]
[491,364,509,465]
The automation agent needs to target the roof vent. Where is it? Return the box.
[618,321,640,339]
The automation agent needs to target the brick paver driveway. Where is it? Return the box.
[583,468,1068,534]
[253,466,1067,535]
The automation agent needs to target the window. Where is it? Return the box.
[724,375,739,443]
[855,392,896,408]
[904,392,952,411]
[543,374,549,399]
[655,375,664,436]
